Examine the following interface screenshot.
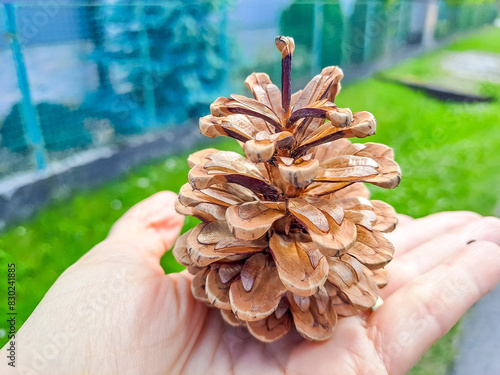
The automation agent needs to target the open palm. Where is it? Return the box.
[4,191,500,375]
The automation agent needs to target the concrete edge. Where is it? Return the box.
[0,122,205,231]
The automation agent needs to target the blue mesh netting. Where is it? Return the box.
[0,1,497,179]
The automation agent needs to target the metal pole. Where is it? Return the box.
[341,12,351,66]
[422,0,438,48]
[5,3,47,170]
[311,0,324,77]
[396,1,406,47]
[136,4,157,128]
[363,1,376,63]
[219,1,229,93]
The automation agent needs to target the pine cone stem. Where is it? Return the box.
[275,36,295,121]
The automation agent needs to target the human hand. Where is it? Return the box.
[2,191,500,374]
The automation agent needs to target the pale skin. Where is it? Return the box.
[2,191,500,375]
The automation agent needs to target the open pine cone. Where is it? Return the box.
[173,36,401,342]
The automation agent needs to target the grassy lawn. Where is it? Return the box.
[1,26,499,372]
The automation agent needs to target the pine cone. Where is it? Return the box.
[173,36,401,342]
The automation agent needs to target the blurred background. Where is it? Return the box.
[0,0,499,373]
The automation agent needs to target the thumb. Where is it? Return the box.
[106,191,184,261]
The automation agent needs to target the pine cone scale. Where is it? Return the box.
[269,232,329,297]
[229,253,287,322]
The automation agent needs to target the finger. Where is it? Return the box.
[381,217,500,298]
[107,191,184,260]
[386,211,481,257]
[395,214,414,227]
[285,316,388,375]
[367,240,500,375]
[179,269,195,281]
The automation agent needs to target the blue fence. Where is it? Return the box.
[0,0,497,179]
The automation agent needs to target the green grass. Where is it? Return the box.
[447,26,500,53]
[1,26,500,372]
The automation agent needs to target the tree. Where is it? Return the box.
[92,0,229,132]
